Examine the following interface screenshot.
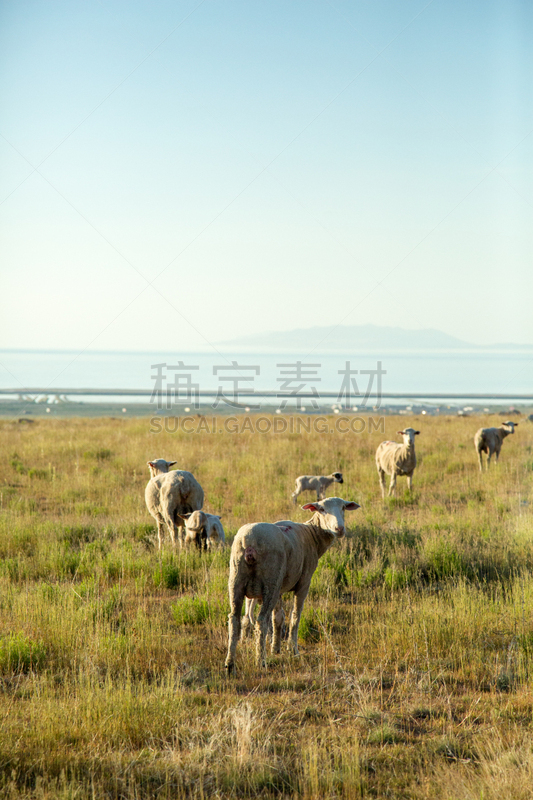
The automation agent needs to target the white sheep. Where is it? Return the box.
[183,510,225,550]
[474,421,518,471]
[225,496,361,673]
[241,489,355,638]
[375,428,420,498]
[145,459,204,549]
[291,471,343,504]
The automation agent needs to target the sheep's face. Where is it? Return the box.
[397,428,420,446]
[302,497,360,537]
[503,421,517,433]
[332,472,344,484]
[147,459,177,477]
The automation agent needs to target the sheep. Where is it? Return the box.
[474,421,518,471]
[241,488,356,638]
[145,459,204,548]
[224,496,360,673]
[291,471,343,504]
[183,510,225,550]
[376,428,420,498]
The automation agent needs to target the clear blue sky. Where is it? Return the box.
[1,0,532,353]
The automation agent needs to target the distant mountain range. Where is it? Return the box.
[218,324,533,352]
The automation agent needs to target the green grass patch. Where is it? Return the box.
[172,596,210,625]
[0,632,47,673]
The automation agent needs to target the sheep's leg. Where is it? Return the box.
[271,600,285,654]
[477,449,483,472]
[388,472,397,497]
[243,598,275,642]
[291,490,299,505]
[255,584,283,668]
[377,467,386,499]
[225,588,245,674]
[494,445,501,464]
[255,605,272,668]
[162,513,178,547]
[486,450,492,470]
[254,617,268,668]
[407,474,413,492]
[288,587,310,656]
[179,526,187,547]
[155,517,165,549]
[176,515,187,548]
[241,598,256,639]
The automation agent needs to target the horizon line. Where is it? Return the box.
[2,345,533,357]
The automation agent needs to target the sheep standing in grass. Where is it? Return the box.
[225,497,360,673]
[291,472,343,504]
[241,491,355,638]
[376,428,420,498]
[474,421,518,471]
[183,510,225,550]
[145,459,204,549]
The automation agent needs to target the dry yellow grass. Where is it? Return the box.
[0,413,532,798]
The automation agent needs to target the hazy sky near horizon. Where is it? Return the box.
[1,0,532,355]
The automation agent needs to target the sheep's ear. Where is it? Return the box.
[181,512,193,519]
[147,461,156,467]
[301,503,322,513]
[344,501,361,510]
[397,430,405,435]
[166,461,177,467]
[415,430,420,435]
[514,423,519,426]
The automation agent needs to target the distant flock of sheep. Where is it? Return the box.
[145,420,518,673]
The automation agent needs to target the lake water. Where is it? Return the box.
[1,349,532,406]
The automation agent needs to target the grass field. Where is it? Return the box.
[0,413,532,798]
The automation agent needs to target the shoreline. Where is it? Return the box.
[1,400,531,419]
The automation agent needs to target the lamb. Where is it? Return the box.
[145,459,204,549]
[291,471,343,504]
[474,421,518,471]
[224,496,360,673]
[376,428,420,498]
[183,510,226,550]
